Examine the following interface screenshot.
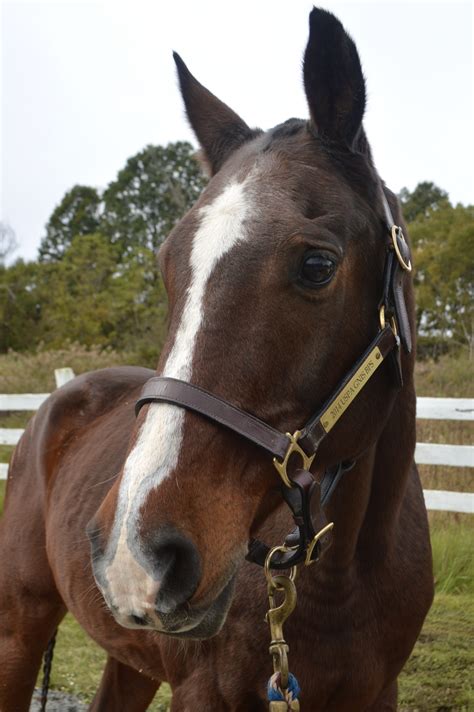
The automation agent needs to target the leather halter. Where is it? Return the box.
[135,192,412,569]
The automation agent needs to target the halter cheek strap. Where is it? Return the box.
[135,189,412,569]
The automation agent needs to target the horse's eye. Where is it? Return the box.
[300,252,337,287]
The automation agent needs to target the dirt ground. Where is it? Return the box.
[30,688,87,711]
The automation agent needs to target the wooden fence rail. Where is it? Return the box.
[0,370,472,513]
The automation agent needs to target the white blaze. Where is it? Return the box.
[104,177,252,607]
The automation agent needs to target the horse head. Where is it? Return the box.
[88,8,414,639]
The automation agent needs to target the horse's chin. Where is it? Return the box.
[158,574,237,640]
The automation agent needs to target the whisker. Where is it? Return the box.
[88,472,121,489]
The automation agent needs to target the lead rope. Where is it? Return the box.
[39,630,57,712]
[264,550,301,711]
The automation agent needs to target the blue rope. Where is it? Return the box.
[267,672,300,703]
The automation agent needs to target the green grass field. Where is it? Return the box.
[0,347,472,710]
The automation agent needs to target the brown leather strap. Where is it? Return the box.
[247,467,330,569]
[135,327,398,464]
[136,377,292,461]
[298,326,398,454]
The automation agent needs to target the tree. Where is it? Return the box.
[36,234,167,355]
[410,203,474,357]
[3,141,205,355]
[38,233,121,346]
[0,259,43,351]
[0,233,169,356]
[101,142,207,257]
[399,181,449,223]
[38,142,207,264]
[0,222,18,265]
[39,185,101,262]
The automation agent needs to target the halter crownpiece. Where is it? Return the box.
[135,189,411,569]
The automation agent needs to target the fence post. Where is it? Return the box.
[54,368,75,388]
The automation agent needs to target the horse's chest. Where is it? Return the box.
[203,588,398,711]
[290,619,387,709]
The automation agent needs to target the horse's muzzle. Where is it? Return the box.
[87,519,234,638]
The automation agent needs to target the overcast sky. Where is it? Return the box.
[1,0,472,262]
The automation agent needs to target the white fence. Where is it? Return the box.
[0,371,473,513]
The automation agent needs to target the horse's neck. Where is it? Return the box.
[319,380,417,579]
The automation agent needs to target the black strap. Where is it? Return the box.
[380,191,412,354]
[381,191,396,231]
[321,459,355,506]
[40,631,57,712]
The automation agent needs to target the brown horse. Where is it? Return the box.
[0,8,433,711]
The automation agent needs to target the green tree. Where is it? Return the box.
[101,142,206,257]
[410,203,474,357]
[105,245,168,358]
[27,139,206,356]
[0,259,44,351]
[37,233,167,355]
[39,185,101,262]
[399,181,449,223]
[1,233,169,356]
[38,233,120,346]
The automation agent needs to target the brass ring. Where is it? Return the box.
[264,545,297,584]
[391,226,412,272]
[304,522,334,566]
[379,305,386,329]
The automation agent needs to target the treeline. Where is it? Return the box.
[404,185,473,358]
[0,143,472,360]
[0,142,206,361]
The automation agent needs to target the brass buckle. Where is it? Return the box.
[379,305,398,336]
[264,545,298,583]
[304,522,334,566]
[391,226,412,272]
[273,430,315,488]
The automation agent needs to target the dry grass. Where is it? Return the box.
[0,343,144,394]
[414,352,472,399]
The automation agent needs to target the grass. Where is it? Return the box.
[399,593,474,711]
[0,347,472,709]
[25,593,472,712]
[0,342,146,395]
[42,615,172,710]
[415,352,472,399]
[429,513,474,595]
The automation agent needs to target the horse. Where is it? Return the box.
[0,8,433,711]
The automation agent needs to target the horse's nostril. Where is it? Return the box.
[130,613,148,626]
[146,528,202,614]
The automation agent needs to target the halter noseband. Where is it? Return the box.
[135,192,412,570]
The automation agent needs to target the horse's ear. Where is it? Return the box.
[173,53,257,175]
[303,8,366,147]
